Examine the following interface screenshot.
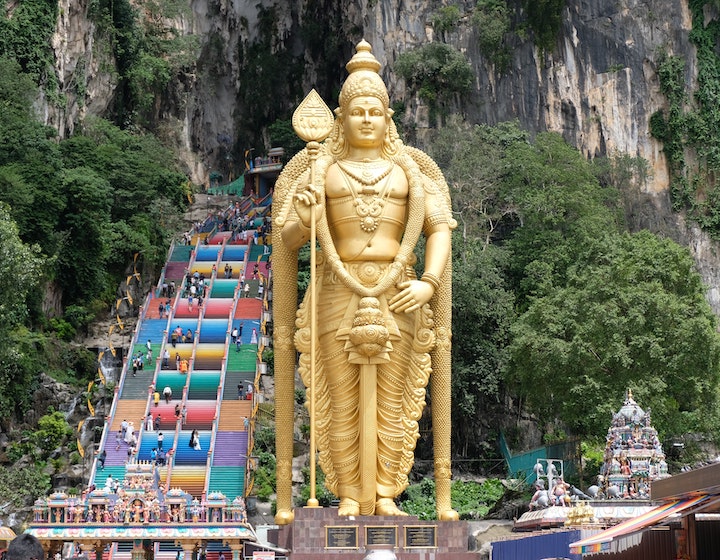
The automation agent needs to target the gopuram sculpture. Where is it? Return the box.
[272,40,458,522]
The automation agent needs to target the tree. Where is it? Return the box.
[0,203,43,328]
[0,204,44,420]
[394,43,473,108]
[56,168,112,303]
[472,0,512,68]
[0,464,51,509]
[450,238,514,457]
[0,58,65,255]
[507,230,720,438]
[502,132,623,310]
[60,117,188,291]
[34,410,73,460]
[429,117,526,245]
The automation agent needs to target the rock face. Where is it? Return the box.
[40,0,720,312]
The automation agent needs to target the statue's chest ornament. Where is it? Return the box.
[337,159,395,233]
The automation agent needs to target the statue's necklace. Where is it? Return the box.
[337,159,394,186]
[337,160,395,233]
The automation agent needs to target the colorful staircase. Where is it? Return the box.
[90,195,271,502]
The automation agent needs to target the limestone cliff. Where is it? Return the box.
[40,0,720,312]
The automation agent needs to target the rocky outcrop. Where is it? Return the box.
[45,0,687,186]
[41,0,720,312]
[48,0,116,137]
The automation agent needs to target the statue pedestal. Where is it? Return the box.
[270,507,480,559]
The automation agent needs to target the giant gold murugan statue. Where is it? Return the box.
[272,40,457,522]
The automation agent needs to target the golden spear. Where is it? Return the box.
[291,89,334,507]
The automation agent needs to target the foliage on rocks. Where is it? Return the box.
[650,1,720,238]
[395,43,473,108]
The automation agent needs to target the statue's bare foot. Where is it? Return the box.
[438,508,459,521]
[338,498,360,516]
[375,498,408,516]
[274,509,295,525]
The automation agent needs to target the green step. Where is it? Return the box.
[93,465,126,489]
[226,345,256,372]
[207,466,245,500]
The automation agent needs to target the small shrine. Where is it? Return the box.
[514,390,668,531]
[600,389,670,498]
[205,491,228,523]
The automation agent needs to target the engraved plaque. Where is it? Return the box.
[366,525,397,547]
[326,526,358,549]
[404,525,437,549]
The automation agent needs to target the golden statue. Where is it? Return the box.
[273,40,457,521]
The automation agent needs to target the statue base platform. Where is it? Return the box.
[270,507,480,559]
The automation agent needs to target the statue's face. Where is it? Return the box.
[342,96,388,151]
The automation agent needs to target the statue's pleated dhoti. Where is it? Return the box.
[295,260,434,514]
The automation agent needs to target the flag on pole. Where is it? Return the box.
[87,382,95,416]
[77,420,85,458]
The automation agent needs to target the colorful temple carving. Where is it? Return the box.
[515,390,670,530]
[600,389,670,499]
[32,463,248,527]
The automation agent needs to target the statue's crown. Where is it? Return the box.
[339,40,389,109]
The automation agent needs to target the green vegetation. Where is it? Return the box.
[472,0,512,68]
[431,5,462,37]
[0,56,186,424]
[1,0,719,515]
[296,467,336,508]
[508,230,720,437]
[0,464,51,510]
[0,0,59,91]
[234,5,305,156]
[649,1,720,237]
[7,410,72,463]
[268,119,306,158]
[254,450,277,501]
[522,0,566,52]
[394,42,473,114]
[89,0,199,127]
[427,118,720,456]
[252,425,277,501]
[35,410,74,460]
[399,478,505,520]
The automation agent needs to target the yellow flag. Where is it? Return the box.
[117,314,124,330]
[77,420,85,458]
[97,367,106,386]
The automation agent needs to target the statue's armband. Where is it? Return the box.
[423,209,449,236]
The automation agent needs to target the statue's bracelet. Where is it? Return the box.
[421,272,440,291]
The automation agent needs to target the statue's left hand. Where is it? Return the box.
[388,280,434,313]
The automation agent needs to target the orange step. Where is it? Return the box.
[111,400,149,432]
[217,401,253,431]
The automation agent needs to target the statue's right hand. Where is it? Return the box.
[294,183,323,228]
